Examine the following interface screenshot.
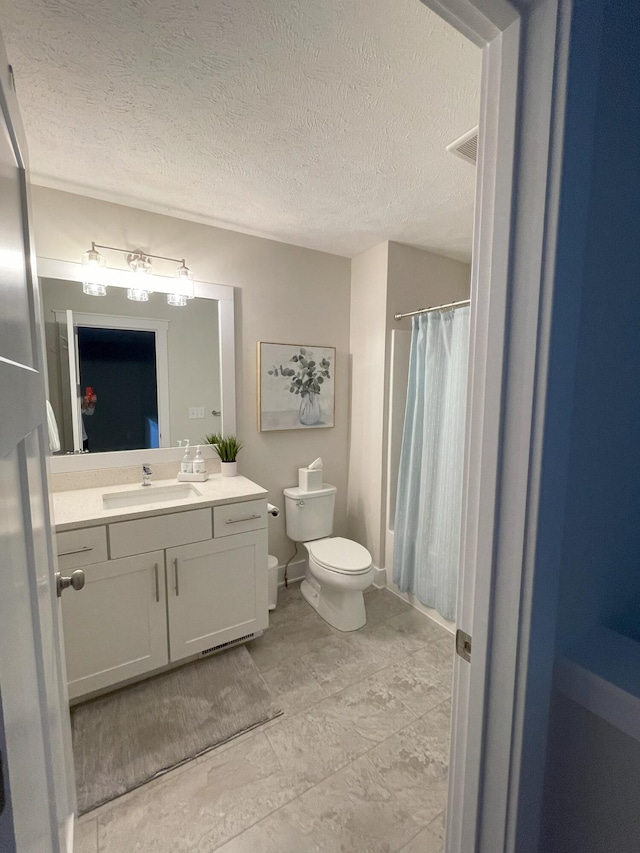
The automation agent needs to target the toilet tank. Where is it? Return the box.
[283,484,337,542]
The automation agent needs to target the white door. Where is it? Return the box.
[167,530,269,662]
[64,309,82,453]
[0,44,74,853]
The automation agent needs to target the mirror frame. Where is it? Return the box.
[39,257,236,472]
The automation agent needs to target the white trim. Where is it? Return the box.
[276,558,307,587]
[418,0,589,851]
[43,258,237,472]
[45,440,221,472]
[371,565,387,588]
[385,581,457,635]
[65,309,81,453]
[38,257,234,302]
[554,656,640,745]
[218,297,236,437]
[54,310,169,332]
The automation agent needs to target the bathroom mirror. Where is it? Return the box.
[38,258,236,470]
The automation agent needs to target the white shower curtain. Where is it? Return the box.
[393,306,470,621]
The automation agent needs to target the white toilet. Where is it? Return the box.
[283,483,374,631]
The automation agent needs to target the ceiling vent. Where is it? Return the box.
[446,127,478,166]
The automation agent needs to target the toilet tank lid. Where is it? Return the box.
[283,484,337,499]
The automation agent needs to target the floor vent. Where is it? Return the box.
[446,126,478,166]
[200,633,256,657]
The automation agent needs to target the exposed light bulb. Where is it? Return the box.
[127,288,149,302]
[82,282,107,296]
[167,293,187,307]
[81,243,106,269]
[172,260,194,301]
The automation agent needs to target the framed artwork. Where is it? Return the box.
[258,342,336,431]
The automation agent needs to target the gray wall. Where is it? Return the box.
[32,186,351,564]
[347,240,470,571]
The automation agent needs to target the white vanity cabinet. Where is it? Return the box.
[167,528,268,661]
[55,494,269,701]
[62,550,168,700]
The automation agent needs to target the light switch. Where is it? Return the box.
[189,407,205,419]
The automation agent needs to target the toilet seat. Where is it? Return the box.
[307,537,372,575]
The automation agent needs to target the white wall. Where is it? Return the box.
[347,239,470,578]
[32,186,351,564]
[347,241,389,567]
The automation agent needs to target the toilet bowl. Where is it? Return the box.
[301,537,374,632]
[284,483,374,632]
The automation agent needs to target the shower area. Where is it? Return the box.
[385,297,471,629]
[347,240,472,631]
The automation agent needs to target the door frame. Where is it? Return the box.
[53,309,172,450]
[419,0,597,851]
[0,33,75,852]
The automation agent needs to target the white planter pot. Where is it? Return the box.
[220,461,237,478]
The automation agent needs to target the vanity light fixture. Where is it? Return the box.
[80,243,195,306]
[81,242,107,296]
[126,251,153,302]
[167,261,194,306]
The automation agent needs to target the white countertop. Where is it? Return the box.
[52,475,268,531]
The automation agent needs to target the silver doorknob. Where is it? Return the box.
[55,569,85,598]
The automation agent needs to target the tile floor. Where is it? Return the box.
[75,583,454,853]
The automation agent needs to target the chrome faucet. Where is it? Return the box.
[142,465,153,486]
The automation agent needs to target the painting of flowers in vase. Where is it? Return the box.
[258,342,335,431]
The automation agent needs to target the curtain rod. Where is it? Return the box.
[394,298,470,321]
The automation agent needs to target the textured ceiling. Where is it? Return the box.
[1,0,480,259]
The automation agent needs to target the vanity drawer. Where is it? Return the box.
[213,499,267,538]
[56,526,108,571]
[109,508,212,558]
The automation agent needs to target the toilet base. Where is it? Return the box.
[301,577,367,632]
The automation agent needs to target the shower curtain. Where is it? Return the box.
[393,306,470,621]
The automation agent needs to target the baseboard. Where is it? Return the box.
[384,575,456,635]
[277,558,306,588]
[372,565,388,588]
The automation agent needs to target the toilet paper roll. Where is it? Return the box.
[267,503,280,518]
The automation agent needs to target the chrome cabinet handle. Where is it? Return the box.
[154,562,159,603]
[58,546,93,557]
[226,514,262,524]
[55,569,85,598]
[174,558,180,596]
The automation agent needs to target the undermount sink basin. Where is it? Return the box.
[102,483,202,510]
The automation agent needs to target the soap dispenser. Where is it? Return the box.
[181,440,193,474]
[193,445,205,474]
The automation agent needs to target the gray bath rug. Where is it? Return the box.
[72,645,282,814]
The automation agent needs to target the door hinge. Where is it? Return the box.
[456,629,472,663]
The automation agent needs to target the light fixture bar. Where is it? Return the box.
[91,243,188,266]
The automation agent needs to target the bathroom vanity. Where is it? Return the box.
[52,476,268,701]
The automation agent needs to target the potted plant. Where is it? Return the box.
[204,433,243,477]
[268,348,331,425]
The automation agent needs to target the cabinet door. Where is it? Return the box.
[61,550,168,700]
[167,529,268,662]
